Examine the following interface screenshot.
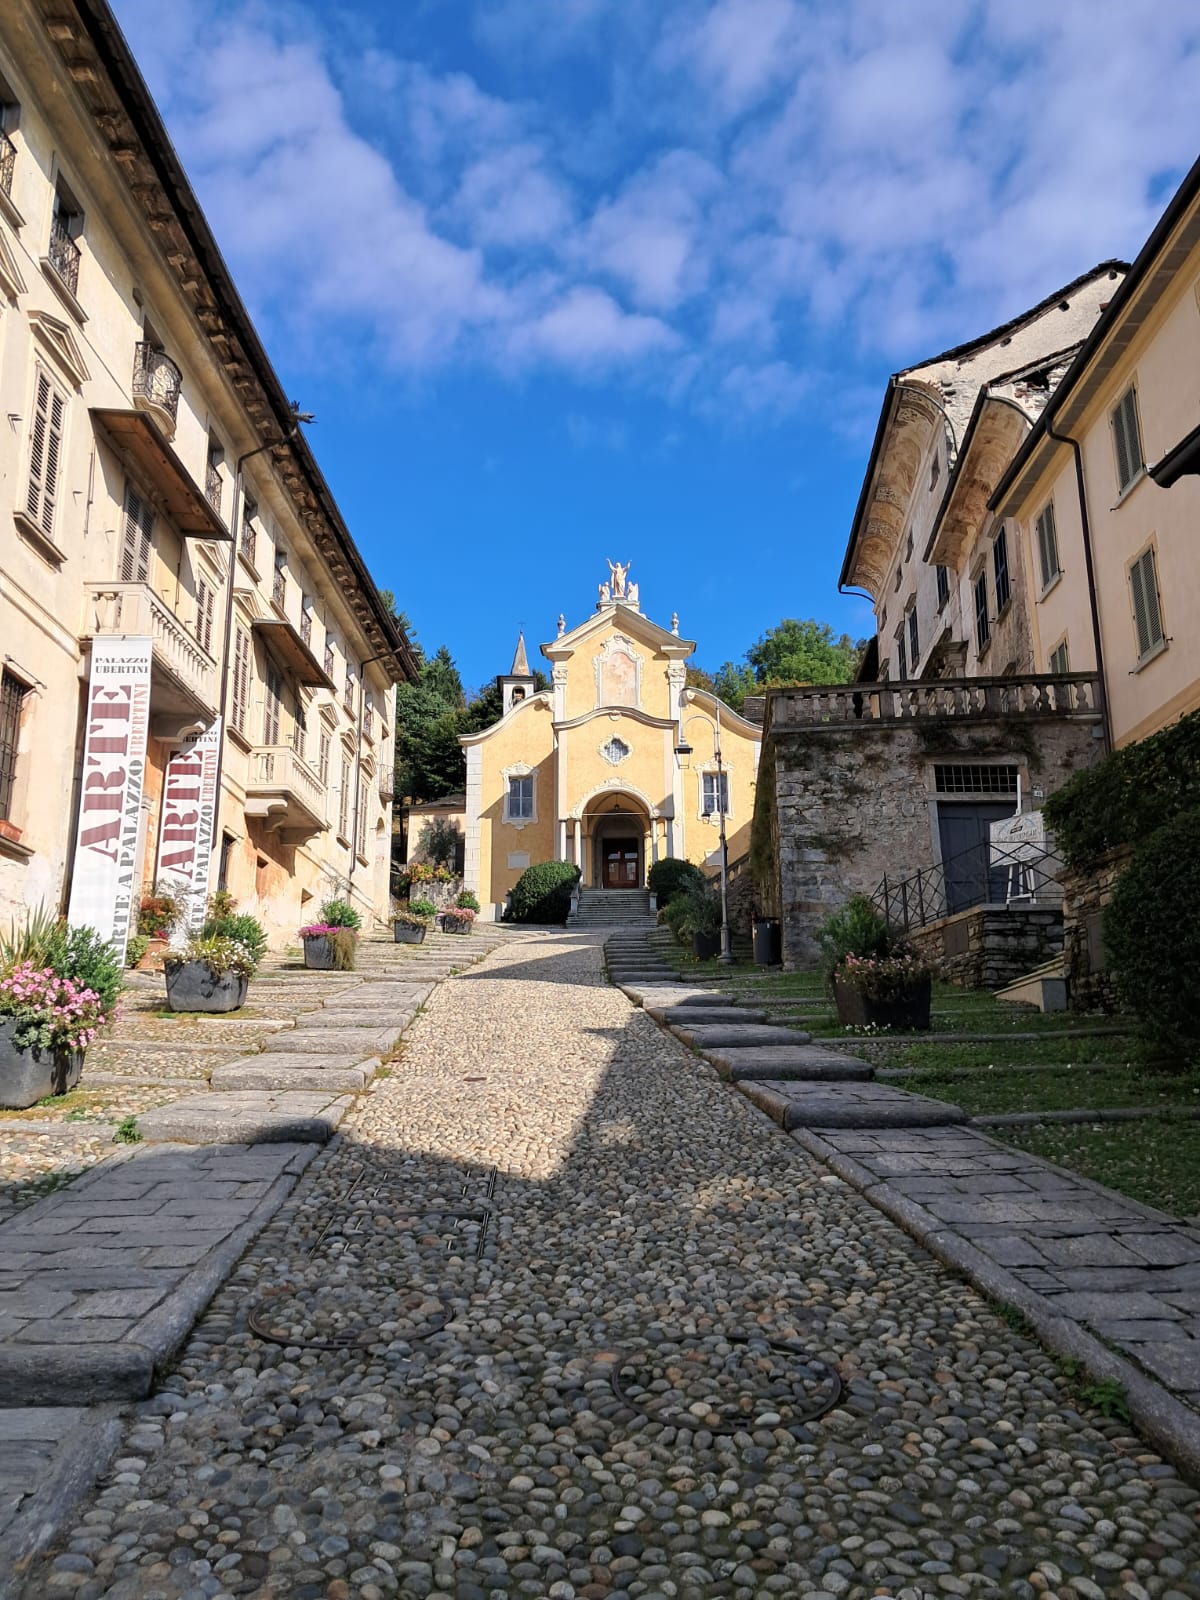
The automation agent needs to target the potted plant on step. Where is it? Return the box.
[164,930,260,1013]
[394,899,433,944]
[817,894,933,1030]
[135,884,183,971]
[0,910,121,1108]
[675,880,723,960]
[300,897,362,970]
[439,905,476,935]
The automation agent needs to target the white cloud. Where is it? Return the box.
[517,288,679,368]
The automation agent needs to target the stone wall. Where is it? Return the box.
[1060,847,1130,1013]
[754,708,1104,968]
[907,905,1064,990]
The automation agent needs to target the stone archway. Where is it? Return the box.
[581,790,651,890]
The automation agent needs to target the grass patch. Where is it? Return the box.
[904,1064,1200,1116]
[993,1118,1200,1219]
[113,1115,142,1144]
[850,1034,1141,1071]
[0,1088,114,1123]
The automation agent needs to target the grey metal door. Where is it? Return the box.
[938,803,1013,914]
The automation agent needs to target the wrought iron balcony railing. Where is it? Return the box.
[300,609,312,647]
[272,567,286,611]
[48,214,80,296]
[205,459,222,515]
[239,523,256,568]
[0,131,15,199]
[131,342,182,426]
[324,641,335,678]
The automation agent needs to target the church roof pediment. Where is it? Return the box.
[553,706,677,734]
[543,604,693,662]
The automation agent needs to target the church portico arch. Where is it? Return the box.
[579,789,654,890]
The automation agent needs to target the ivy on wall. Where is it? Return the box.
[1045,709,1200,870]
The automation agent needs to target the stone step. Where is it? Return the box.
[738,1079,969,1132]
[651,1005,767,1027]
[705,1046,873,1083]
[137,1090,353,1145]
[283,1027,403,1056]
[668,1023,813,1049]
[210,1056,376,1093]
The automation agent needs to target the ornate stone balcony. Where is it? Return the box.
[767,673,1104,731]
[244,744,327,842]
[84,581,217,719]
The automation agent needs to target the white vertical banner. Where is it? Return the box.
[67,638,153,960]
[156,719,222,936]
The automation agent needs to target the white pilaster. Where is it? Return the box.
[463,743,483,896]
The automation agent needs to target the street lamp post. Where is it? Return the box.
[674,700,733,965]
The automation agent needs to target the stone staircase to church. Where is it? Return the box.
[571,888,658,928]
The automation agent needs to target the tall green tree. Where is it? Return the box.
[695,620,864,713]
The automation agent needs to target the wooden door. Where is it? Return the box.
[603,841,639,888]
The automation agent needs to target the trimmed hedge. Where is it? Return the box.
[510,860,580,924]
[1045,709,1200,870]
[647,856,704,907]
[1105,808,1200,1064]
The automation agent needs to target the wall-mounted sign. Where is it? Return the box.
[156,720,221,935]
[67,638,153,960]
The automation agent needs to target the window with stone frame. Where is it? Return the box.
[936,565,950,610]
[193,576,215,656]
[318,727,331,787]
[907,604,919,668]
[230,626,252,736]
[0,669,28,822]
[895,627,908,682]
[120,482,153,584]
[1048,638,1070,676]
[701,771,729,817]
[506,774,534,821]
[263,667,283,746]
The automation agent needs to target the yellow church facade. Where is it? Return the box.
[461,568,761,917]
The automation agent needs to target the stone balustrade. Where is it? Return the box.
[85,581,217,713]
[768,673,1103,729]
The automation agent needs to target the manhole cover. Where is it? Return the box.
[599,1334,842,1434]
[248,1285,450,1351]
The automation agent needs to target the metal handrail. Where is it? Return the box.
[132,342,182,423]
[0,131,15,198]
[874,838,1065,934]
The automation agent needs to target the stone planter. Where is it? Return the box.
[393,921,427,945]
[692,930,720,961]
[833,974,931,1031]
[440,916,473,935]
[302,934,336,970]
[164,960,249,1014]
[0,1018,83,1109]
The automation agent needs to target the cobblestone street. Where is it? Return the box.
[24,933,1200,1600]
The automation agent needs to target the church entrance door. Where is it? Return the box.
[602,840,640,888]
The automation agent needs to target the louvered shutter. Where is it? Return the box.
[338,757,350,838]
[264,670,281,746]
[120,486,153,583]
[26,370,66,535]
[1037,505,1059,587]
[1113,389,1143,491]
[194,579,215,656]
[231,628,250,734]
[1130,549,1164,659]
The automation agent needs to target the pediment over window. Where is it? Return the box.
[28,309,90,388]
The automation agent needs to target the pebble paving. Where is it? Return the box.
[25,931,1200,1600]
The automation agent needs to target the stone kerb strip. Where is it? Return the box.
[791,1123,1200,1479]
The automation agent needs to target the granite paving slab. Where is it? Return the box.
[738,1078,968,1131]
[795,1122,1200,1434]
[294,1006,420,1030]
[0,1405,122,1577]
[0,1143,317,1404]
[208,1060,375,1093]
[281,1027,403,1055]
[668,1022,812,1049]
[705,1045,874,1082]
[652,1005,767,1026]
[136,1091,355,1145]
[620,986,730,1008]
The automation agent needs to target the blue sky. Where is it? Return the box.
[111,0,1200,692]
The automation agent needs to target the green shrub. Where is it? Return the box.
[510,861,580,924]
[408,898,437,919]
[1045,708,1200,869]
[1105,809,1200,1065]
[318,898,361,931]
[202,912,267,969]
[663,894,691,945]
[124,934,150,969]
[456,889,480,912]
[648,857,704,907]
[61,925,123,1015]
[675,879,722,940]
[166,932,259,980]
[815,894,895,985]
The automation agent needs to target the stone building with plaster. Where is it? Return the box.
[0,0,415,952]
[461,568,760,918]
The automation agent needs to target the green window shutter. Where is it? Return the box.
[1037,505,1059,586]
[1130,549,1164,658]
[1113,388,1143,491]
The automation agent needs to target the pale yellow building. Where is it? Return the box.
[461,569,760,917]
[0,0,415,952]
[992,153,1200,750]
